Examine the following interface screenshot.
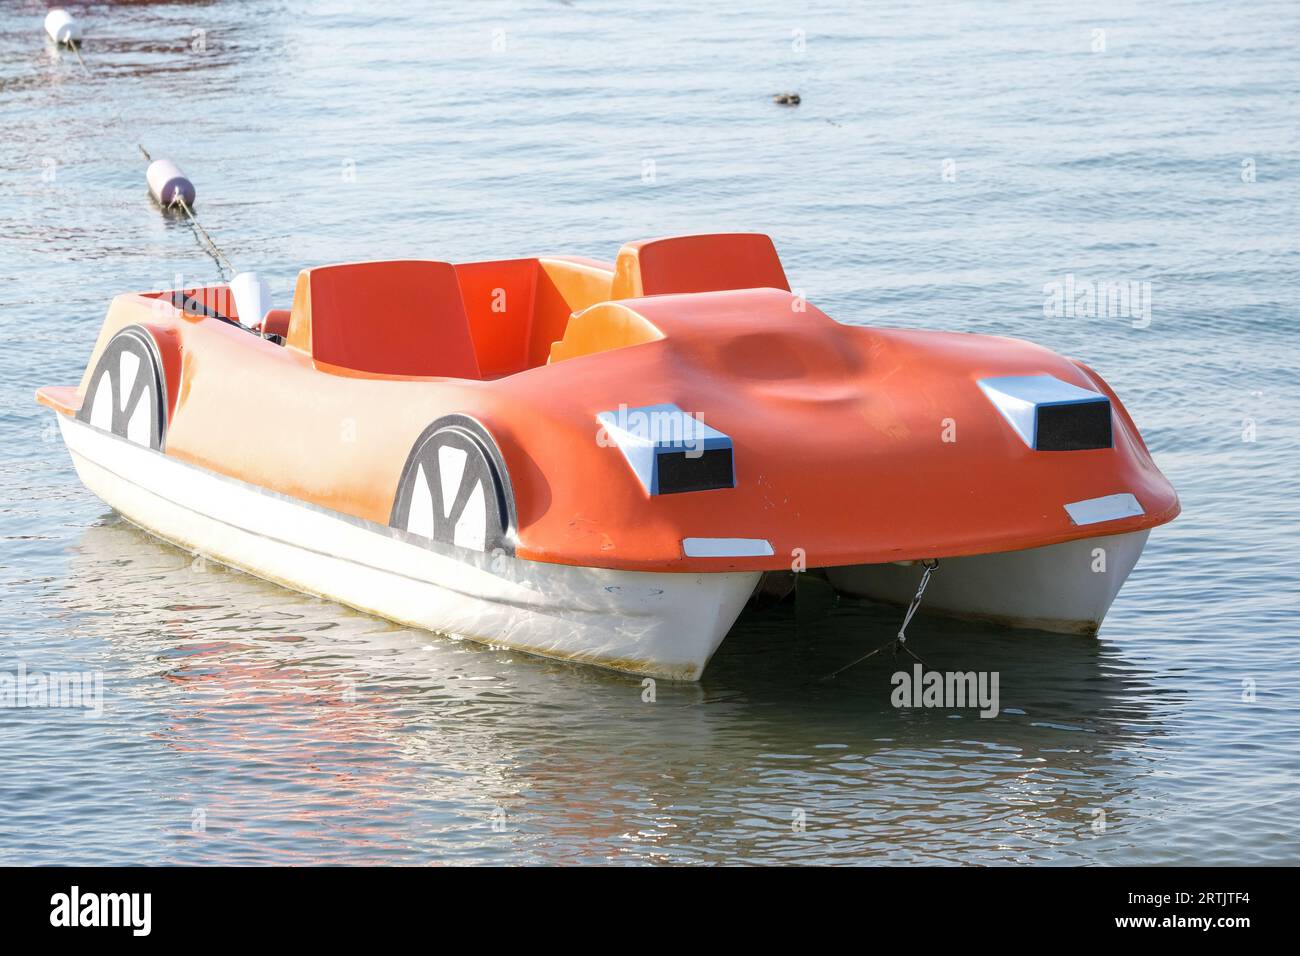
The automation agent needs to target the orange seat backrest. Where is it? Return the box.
[454,258,539,378]
[611,233,790,300]
[287,260,481,379]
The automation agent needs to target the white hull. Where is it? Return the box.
[58,416,759,680]
[825,529,1150,634]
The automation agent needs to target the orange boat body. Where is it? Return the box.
[36,233,1179,574]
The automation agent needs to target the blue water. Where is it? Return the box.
[2,0,1298,864]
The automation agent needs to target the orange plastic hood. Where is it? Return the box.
[481,288,1179,571]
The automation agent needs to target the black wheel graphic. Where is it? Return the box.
[76,327,166,450]
[390,416,515,554]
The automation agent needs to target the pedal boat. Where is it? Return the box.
[36,233,1179,680]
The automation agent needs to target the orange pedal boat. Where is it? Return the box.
[36,233,1179,679]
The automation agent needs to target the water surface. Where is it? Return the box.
[1,0,1298,864]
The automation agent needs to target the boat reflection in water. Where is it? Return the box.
[65,517,1172,865]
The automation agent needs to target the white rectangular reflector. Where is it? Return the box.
[1064,493,1144,526]
[682,537,774,558]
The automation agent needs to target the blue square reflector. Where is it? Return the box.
[978,375,1112,451]
[596,403,735,494]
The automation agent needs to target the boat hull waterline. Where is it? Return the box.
[38,233,1180,679]
[61,416,758,680]
[826,530,1150,636]
[63,414,1149,678]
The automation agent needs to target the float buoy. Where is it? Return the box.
[146,159,196,209]
[44,9,82,46]
[40,21,247,288]
[141,152,236,278]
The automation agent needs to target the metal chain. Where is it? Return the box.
[825,559,939,680]
[895,558,938,647]
[172,197,236,279]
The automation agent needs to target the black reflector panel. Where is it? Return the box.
[1035,400,1112,451]
[655,447,735,494]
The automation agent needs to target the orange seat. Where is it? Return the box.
[611,233,790,299]
[260,308,291,338]
[453,256,617,377]
[287,260,481,379]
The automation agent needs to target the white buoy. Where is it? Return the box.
[44,9,82,46]
[229,272,273,328]
[146,159,196,209]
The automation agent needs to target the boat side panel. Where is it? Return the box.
[59,415,757,680]
[826,529,1150,634]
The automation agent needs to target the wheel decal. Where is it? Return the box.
[126,390,151,445]
[455,482,486,551]
[77,327,166,450]
[390,417,515,555]
[437,444,467,516]
[118,351,140,411]
[407,464,436,540]
[89,374,113,432]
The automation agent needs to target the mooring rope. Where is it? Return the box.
[171,198,236,278]
[825,559,939,679]
[66,44,236,279]
[72,49,136,154]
